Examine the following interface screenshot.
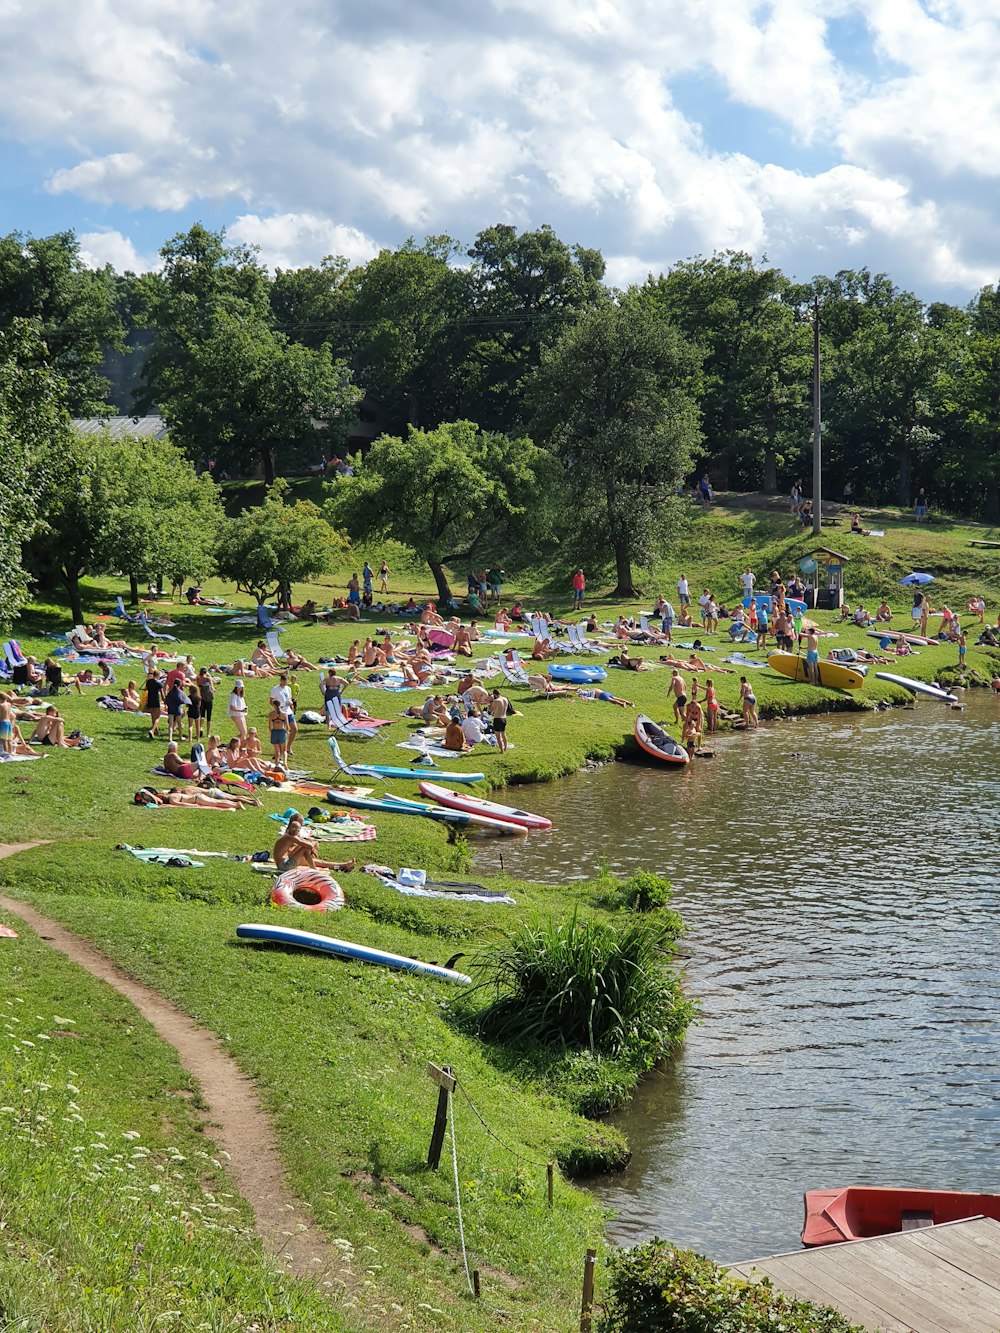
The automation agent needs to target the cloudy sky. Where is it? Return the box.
[1,0,999,302]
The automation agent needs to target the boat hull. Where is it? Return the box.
[803,1186,1000,1246]
[634,714,689,765]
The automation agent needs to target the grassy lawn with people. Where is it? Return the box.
[2,501,999,1329]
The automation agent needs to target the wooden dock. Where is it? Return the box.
[728,1216,1000,1331]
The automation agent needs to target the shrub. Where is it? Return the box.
[598,1240,866,1332]
[619,870,680,916]
[469,910,694,1060]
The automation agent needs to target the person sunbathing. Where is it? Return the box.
[242,728,270,773]
[273,815,355,872]
[619,646,648,671]
[400,658,430,686]
[494,609,512,630]
[162,742,198,780]
[527,673,575,697]
[30,707,75,747]
[531,636,557,660]
[134,786,258,810]
[453,626,473,656]
[875,602,892,622]
[420,603,444,626]
[361,638,385,668]
[283,648,316,671]
[576,687,633,707]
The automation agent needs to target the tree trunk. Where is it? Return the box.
[763,441,777,493]
[427,560,454,605]
[62,570,84,627]
[897,450,911,508]
[128,574,139,606]
[985,485,1000,524]
[611,539,641,599]
[261,447,275,487]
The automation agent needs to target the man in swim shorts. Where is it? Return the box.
[805,626,821,686]
[273,814,356,873]
[670,669,687,723]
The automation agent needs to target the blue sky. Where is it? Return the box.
[1,0,999,303]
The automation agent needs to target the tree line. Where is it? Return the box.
[2,224,1000,617]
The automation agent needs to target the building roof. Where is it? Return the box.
[72,415,169,439]
[810,546,851,563]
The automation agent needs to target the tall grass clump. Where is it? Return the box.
[469,910,694,1063]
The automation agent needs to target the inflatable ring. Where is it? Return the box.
[549,663,607,684]
[270,868,345,912]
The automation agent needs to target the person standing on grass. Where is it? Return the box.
[915,488,928,522]
[756,602,769,652]
[572,569,586,611]
[677,574,690,609]
[740,567,756,599]
[144,667,163,740]
[267,701,288,768]
[270,674,297,759]
[488,689,510,753]
[227,679,249,742]
[185,679,203,742]
[805,626,821,686]
[959,630,968,671]
[378,559,390,594]
[197,669,215,730]
[670,669,687,723]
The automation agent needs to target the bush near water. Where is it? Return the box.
[2,503,1000,1327]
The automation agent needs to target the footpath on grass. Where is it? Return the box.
[0,842,336,1283]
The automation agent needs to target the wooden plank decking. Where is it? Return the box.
[728,1217,1000,1332]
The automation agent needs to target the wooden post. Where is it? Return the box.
[547,1161,554,1208]
[580,1248,596,1331]
[472,1269,481,1299]
[426,1063,456,1170]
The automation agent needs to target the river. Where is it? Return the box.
[477,690,1000,1261]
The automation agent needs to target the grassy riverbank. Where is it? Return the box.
[3,502,1000,1328]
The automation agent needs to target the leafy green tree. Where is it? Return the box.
[337,237,471,435]
[26,431,219,626]
[269,256,351,351]
[0,231,122,414]
[812,269,942,504]
[640,252,812,492]
[528,302,701,598]
[215,483,346,606]
[159,307,361,485]
[932,288,1000,520]
[328,421,555,603]
[462,223,608,433]
[0,319,73,626]
[141,225,360,483]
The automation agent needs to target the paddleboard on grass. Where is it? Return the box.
[417,781,553,829]
[766,651,865,691]
[236,923,472,984]
[873,672,958,702]
[867,629,938,647]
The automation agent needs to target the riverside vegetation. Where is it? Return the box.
[2,505,999,1329]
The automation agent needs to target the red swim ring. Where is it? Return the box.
[270,869,345,911]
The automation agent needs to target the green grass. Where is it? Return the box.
[0,912,352,1332]
[3,500,1000,1328]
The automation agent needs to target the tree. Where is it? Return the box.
[640,252,812,492]
[337,238,471,435]
[0,231,122,414]
[462,223,608,433]
[215,483,346,606]
[528,302,701,598]
[327,421,556,603]
[0,319,72,627]
[158,307,361,484]
[26,431,221,626]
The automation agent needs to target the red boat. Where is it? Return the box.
[634,714,689,766]
[802,1186,1000,1247]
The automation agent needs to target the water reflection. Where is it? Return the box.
[485,693,1000,1259]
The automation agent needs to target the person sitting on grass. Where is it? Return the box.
[273,814,356,873]
[619,646,648,671]
[29,706,75,748]
[241,728,270,773]
[853,604,874,627]
[875,601,893,622]
[462,706,487,745]
[443,714,472,751]
[283,647,316,671]
[531,635,557,661]
[162,741,198,780]
[453,624,474,656]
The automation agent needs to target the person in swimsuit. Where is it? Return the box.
[273,814,355,872]
[704,677,719,733]
[488,690,509,753]
[267,703,288,767]
[670,669,687,723]
[739,676,758,728]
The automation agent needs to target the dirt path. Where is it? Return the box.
[0,842,346,1285]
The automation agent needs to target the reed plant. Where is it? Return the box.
[469,910,693,1060]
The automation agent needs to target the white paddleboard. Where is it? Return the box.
[874,672,958,702]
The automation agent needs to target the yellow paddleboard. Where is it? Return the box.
[766,651,865,691]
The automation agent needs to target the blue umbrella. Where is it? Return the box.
[900,572,934,586]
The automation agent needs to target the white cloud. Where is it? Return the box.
[1,1,1000,300]
[77,229,159,273]
[227,213,380,270]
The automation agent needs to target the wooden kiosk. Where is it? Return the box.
[806,547,849,610]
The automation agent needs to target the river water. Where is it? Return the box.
[478,691,1000,1261]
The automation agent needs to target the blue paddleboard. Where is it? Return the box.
[236,923,472,984]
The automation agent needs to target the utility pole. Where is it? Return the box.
[812,294,822,536]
